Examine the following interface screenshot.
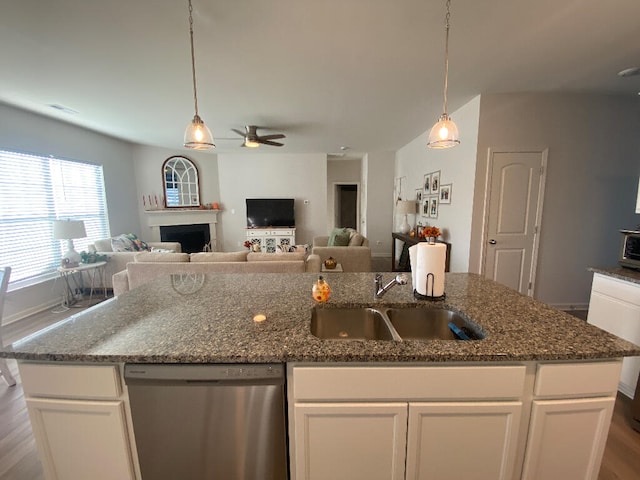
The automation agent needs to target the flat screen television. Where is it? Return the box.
[246,198,295,228]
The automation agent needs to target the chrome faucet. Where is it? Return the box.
[375,273,408,299]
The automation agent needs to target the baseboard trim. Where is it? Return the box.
[550,302,589,312]
[3,299,62,326]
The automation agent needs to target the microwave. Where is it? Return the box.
[620,230,640,269]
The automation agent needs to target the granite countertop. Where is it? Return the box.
[2,272,639,364]
[589,266,640,285]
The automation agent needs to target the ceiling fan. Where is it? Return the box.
[231,125,286,148]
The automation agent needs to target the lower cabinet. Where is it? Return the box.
[520,397,615,480]
[26,398,136,480]
[18,362,138,480]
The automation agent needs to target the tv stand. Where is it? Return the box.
[246,228,296,253]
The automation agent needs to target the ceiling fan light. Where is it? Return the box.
[184,115,215,150]
[427,114,460,149]
[244,138,260,148]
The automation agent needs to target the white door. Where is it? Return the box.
[293,402,407,480]
[406,401,522,480]
[482,150,547,295]
[521,397,615,480]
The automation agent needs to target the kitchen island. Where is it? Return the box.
[3,272,640,480]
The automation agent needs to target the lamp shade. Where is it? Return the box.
[427,114,460,149]
[184,115,215,150]
[397,200,417,215]
[53,220,86,240]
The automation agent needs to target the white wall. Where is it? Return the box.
[131,145,220,241]
[362,151,395,257]
[396,96,481,272]
[327,159,362,231]
[0,103,137,321]
[470,93,640,307]
[217,153,327,251]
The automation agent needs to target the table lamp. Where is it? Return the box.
[53,219,86,266]
[397,200,417,234]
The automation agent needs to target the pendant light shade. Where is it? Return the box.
[183,0,215,150]
[427,0,460,149]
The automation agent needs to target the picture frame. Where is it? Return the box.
[421,197,430,218]
[423,174,431,196]
[430,171,440,195]
[439,183,452,204]
[415,188,422,203]
[429,195,439,219]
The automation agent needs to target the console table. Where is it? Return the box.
[391,232,451,272]
[246,228,296,253]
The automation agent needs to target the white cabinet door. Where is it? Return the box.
[27,398,136,480]
[521,397,615,480]
[293,402,407,480]
[406,402,522,480]
[588,290,640,397]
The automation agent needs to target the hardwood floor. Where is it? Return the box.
[1,305,639,479]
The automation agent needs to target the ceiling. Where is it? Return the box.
[1,0,639,155]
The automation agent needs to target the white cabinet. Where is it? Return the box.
[587,273,640,397]
[246,228,296,253]
[294,403,407,480]
[19,362,138,480]
[406,402,522,480]
[289,365,526,480]
[520,397,614,480]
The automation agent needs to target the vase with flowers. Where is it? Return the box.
[422,226,441,244]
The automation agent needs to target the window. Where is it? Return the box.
[0,149,110,288]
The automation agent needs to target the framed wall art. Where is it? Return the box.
[423,174,431,196]
[429,196,439,219]
[430,171,440,195]
[439,184,452,204]
[422,197,430,218]
[415,188,422,203]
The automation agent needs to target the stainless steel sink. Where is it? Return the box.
[310,307,398,340]
[310,306,484,341]
[386,308,484,340]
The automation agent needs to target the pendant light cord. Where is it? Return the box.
[442,0,451,115]
[188,0,200,119]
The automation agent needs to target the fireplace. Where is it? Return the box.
[160,224,210,253]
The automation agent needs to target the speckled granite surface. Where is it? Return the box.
[2,273,639,363]
[589,266,640,285]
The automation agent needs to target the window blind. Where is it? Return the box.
[0,149,110,287]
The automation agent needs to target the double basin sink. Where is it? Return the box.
[311,306,485,341]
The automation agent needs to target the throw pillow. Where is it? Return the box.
[190,251,249,263]
[328,228,350,246]
[111,233,149,252]
[348,233,365,246]
[150,247,175,253]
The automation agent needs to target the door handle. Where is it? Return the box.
[489,239,497,245]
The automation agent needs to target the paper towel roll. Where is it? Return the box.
[408,244,418,287]
[413,242,446,297]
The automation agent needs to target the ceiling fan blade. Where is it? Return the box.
[258,139,284,147]
[231,129,245,137]
[259,134,286,140]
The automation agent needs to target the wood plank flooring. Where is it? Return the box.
[1,305,639,479]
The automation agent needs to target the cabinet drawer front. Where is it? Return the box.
[272,229,293,236]
[20,363,121,399]
[534,361,621,398]
[293,366,526,401]
[592,273,640,306]
[246,230,264,237]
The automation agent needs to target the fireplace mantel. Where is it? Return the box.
[144,209,219,250]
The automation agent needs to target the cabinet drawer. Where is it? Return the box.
[534,361,621,398]
[592,274,640,307]
[293,365,526,401]
[272,229,293,236]
[246,230,265,237]
[20,363,122,399]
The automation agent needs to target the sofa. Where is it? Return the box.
[90,236,182,289]
[112,250,321,296]
[311,229,372,272]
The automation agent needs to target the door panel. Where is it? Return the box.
[483,150,546,295]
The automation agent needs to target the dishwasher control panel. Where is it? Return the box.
[124,363,284,383]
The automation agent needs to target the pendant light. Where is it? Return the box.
[427,0,460,149]
[183,0,215,150]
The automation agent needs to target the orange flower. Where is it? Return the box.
[423,226,440,238]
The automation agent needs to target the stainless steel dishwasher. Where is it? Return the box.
[124,363,288,480]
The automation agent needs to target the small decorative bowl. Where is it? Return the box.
[324,257,337,269]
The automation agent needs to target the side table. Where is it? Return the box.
[321,263,344,273]
[57,261,108,307]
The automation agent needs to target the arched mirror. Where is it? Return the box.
[162,156,200,208]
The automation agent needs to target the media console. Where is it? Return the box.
[246,228,296,253]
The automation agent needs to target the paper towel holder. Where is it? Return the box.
[414,272,446,301]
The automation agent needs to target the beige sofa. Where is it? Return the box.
[311,231,372,272]
[90,237,182,289]
[112,251,321,296]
